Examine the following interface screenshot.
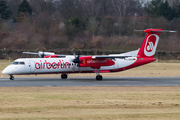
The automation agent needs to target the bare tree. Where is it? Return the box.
[167,0,180,7]
[134,0,146,16]
[86,17,99,36]
[30,0,56,15]
[29,0,59,32]
[80,0,101,17]
[111,0,142,17]
[57,0,81,20]
[98,0,114,17]
[111,0,128,17]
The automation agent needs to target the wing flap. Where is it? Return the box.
[92,55,131,59]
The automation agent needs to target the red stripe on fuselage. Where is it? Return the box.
[110,57,156,72]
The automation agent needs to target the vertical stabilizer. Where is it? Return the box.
[137,29,163,58]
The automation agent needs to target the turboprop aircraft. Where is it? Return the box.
[2,29,176,80]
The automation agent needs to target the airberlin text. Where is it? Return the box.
[35,60,70,70]
[87,60,107,64]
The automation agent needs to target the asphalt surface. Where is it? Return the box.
[0,77,180,87]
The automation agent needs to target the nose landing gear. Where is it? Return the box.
[10,75,14,80]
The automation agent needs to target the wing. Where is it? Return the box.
[23,52,39,55]
[23,51,66,58]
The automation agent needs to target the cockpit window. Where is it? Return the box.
[12,61,25,65]
[12,62,19,65]
[19,62,25,65]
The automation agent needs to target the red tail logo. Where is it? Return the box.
[144,34,159,57]
[137,29,162,58]
[146,42,154,52]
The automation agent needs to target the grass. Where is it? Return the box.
[0,60,180,119]
[0,87,180,120]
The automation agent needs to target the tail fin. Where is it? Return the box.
[136,29,176,58]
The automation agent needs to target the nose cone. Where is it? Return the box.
[2,69,6,74]
[2,66,14,75]
[2,68,9,74]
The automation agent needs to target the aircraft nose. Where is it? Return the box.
[2,68,9,74]
[2,66,14,75]
[2,68,8,74]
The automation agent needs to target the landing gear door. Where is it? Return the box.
[29,60,35,73]
[113,59,119,70]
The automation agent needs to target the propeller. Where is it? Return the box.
[71,48,82,67]
[38,50,45,58]
[38,47,45,58]
[72,51,81,66]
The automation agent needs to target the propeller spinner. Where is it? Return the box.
[72,51,81,66]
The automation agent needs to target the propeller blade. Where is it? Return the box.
[72,50,76,58]
[71,48,82,67]
[42,50,45,58]
[78,51,81,57]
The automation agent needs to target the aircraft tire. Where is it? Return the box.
[96,75,103,81]
[10,75,14,80]
[61,74,67,79]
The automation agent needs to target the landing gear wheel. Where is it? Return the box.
[10,75,14,80]
[61,74,68,79]
[96,75,103,81]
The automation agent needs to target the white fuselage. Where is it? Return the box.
[2,55,137,75]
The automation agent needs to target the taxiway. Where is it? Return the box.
[0,77,180,87]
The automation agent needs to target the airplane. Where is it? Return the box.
[2,29,176,81]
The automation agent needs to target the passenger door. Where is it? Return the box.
[29,60,35,73]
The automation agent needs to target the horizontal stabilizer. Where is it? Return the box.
[134,29,177,33]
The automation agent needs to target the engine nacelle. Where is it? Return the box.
[44,55,58,58]
[79,56,115,69]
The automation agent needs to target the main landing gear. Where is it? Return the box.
[60,70,103,80]
[9,75,14,80]
[96,75,103,81]
[61,74,68,79]
[95,69,103,81]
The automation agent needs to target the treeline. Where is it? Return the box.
[145,0,180,21]
[1,49,180,60]
[0,0,180,52]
